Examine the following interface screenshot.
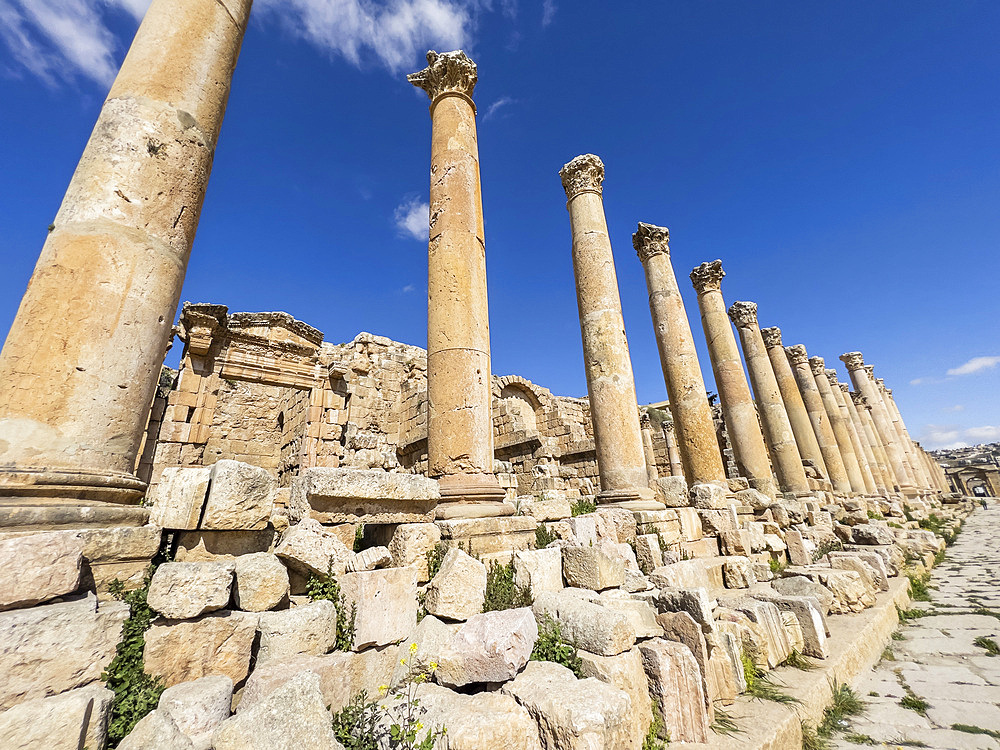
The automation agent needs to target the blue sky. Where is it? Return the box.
[1,0,997,450]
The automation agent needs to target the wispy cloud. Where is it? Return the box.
[541,0,556,26]
[920,423,1000,449]
[394,196,428,240]
[944,404,965,412]
[402,284,416,293]
[947,356,1000,377]
[484,95,515,120]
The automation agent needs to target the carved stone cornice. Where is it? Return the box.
[559,154,604,199]
[407,50,477,104]
[632,222,669,263]
[760,326,783,348]
[690,260,725,293]
[839,352,865,371]
[179,302,228,358]
[727,301,758,328]
[808,356,826,376]
[785,344,809,366]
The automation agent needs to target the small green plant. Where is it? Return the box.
[535,524,557,549]
[531,614,583,677]
[906,572,932,602]
[868,691,878,697]
[800,721,830,750]
[353,524,366,552]
[570,498,597,517]
[892,630,905,640]
[741,652,799,704]
[899,692,929,716]
[952,724,1000,739]
[483,558,533,612]
[769,556,787,575]
[867,509,884,520]
[642,700,669,749]
[783,649,817,671]
[425,543,448,580]
[887,521,903,529]
[974,636,1000,656]
[896,605,927,622]
[817,681,865,737]
[711,705,740,736]
[306,559,356,652]
[811,539,844,562]
[844,733,877,745]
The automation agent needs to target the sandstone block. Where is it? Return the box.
[577,647,652,746]
[118,709,194,750]
[784,529,812,566]
[145,610,258,687]
[773,574,835,613]
[147,561,235,619]
[391,615,456,687]
[202,460,277,531]
[639,638,710,743]
[532,590,635,656]
[256,600,338,666]
[561,544,625,590]
[158,675,233,750]
[340,567,417,649]
[410,683,543,750]
[513,547,563,598]
[233,553,289,612]
[424,547,486,621]
[388,523,441,582]
[0,531,83,611]
[149,467,211,530]
[722,556,757,589]
[655,587,715,634]
[0,684,113,750]
[437,607,538,687]
[275,518,353,576]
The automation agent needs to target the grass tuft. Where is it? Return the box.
[974,636,1000,656]
[711,705,741,736]
[817,681,865,738]
[570,498,597,516]
[952,724,1000,739]
[844,733,877,745]
[742,652,800,704]
[801,721,830,750]
[784,649,818,671]
[899,693,929,716]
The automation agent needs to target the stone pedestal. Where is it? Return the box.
[826,372,878,495]
[809,357,866,494]
[690,262,777,498]
[633,224,726,488]
[559,156,659,510]
[0,0,252,525]
[408,51,507,518]
[728,302,809,496]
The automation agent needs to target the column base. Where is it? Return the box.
[435,473,511,519]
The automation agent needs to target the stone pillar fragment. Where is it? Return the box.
[0,0,253,522]
[728,302,809,496]
[641,414,660,487]
[690,261,777,498]
[826,371,877,495]
[560,156,659,509]
[633,224,727,487]
[840,384,889,495]
[809,357,866,494]
[408,50,506,517]
[662,421,684,479]
[785,346,851,495]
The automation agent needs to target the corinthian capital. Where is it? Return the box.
[727,301,758,328]
[407,50,478,102]
[640,412,652,430]
[785,344,809,366]
[851,391,869,408]
[808,356,826,376]
[633,222,669,263]
[760,326,782,348]
[825,368,840,387]
[876,378,885,388]
[864,365,876,378]
[559,154,604,199]
[689,260,725,293]
[839,351,865,371]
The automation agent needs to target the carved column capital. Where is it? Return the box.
[689,260,725,293]
[864,365,875,378]
[851,391,869,408]
[632,222,669,263]
[785,344,809,366]
[760,326,783,348]
[808,356,826,376]
[885,387,893,396]
[559,153,604,199]
[727,300,758,328]
[876,377,886,388]
[837,381,850,394]
[407,50,478,104]
[640,412,652,430]
[825,368,840,387]
[839,351,865,371]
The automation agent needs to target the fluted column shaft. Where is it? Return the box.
[633,224,727,486]
[810,357,866,494]
[841,385,890,495]
[729,302,809,495]
[690,261,777,498]
[828,372,878,494]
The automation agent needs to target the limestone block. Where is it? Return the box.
[709,626,748,693]
[596,589,662,638]
[437,607,538,687]
[0,531,83,610]
[829,552,887,591]
[340,567,417,650]
[577,647,652,746]
[596,507,638,544]
[772,574,835,614]
[213,672,343,750]
[837,549,892,586]
[233,553,289,612]
[118,709,194,750]
[690,482,731,509]
[726,598,792,667]
[149,467,211,530]
[438,516,538,556]
[158,675,233,750]
[639,638,711,743]
[654,476,688,506]
[736,488,772,511]
[746,521,768,552]
[698,508,738,536]
[347,546,392,572]
[275,518,353,576]
[388,523,441,582]
[0,684,113,750]
[520,497,572,522]
[501,661,634,749]
[201,460,277,531]
[764,533,787,553]
[634,534,663,573]
[705,638,739,705]
[675,507,704,541]
[176,529,276,563]
[654,588,715,634]
[723,556,757,589]
[561,544,625,590]
[656,611,711,707]
[513,547,563,598]
[391,615,456,687]
[784,529,811,566]
[147,561,235,619]
[256,600,338,666]
[145,610,258,687]
[851,523,895,546]
[564,515,599,547]
[533,590,636,656]
[754,592,829,658]
[781,610,805,653]
[292,467,438,524]
[409,683,543,750]
[649,559,718,590]
[810,568,876,613]
[720,528,751,556]
[0,594,127,709]
[424,547,486,621]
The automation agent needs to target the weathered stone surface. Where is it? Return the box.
[709,628,747,695]
[149,466,211,530]
[722,556,757,588]
[214,671,343,750]
[655,587,715,633]
[533,590,636,656]
[520,496,572,522]
[437,517,538,556]
[565,515,598,546]
[754,591,829,658]
[639,638,711,743]
[437,607,538,687]
[293,467,437,523]
[851,523,894,546]
[784,529,812,566]
[690,482,731,509]
[0,684,113,750]
[698,507,738,536]
[656,610,711,705]
[802,568,876,613]
[773,574,836,613]
[829,552,887,591]
[233,553,289,612]
[347,545,392,572]
[275,518,353,576]
[256,600,337,666]
[147,561,235,619]
[726,597,793,667]
[200,460,277,531]
[77,524,163,563]
[145,610,258,687]
[577,647,652,745]
[561,544,626,590]
[0,531,83,611]
[0,594,127,709]
[340,567,417,649]
[119,709,194,750]
[176,529,277,563]
[649,559,717,589]
[424,547,486,621]
[391,615,456,687]
[634,533,663,573]
[158,675,233,750]
[513,547,563,599]
[781,610,805,653]
[388,523,441,582]
[596,589,662,638]
[410,683,543,749]
[502,660,635,749]
[597,507,639,544]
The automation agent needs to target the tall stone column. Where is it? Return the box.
[840,353,917,496]
[840,383,889,495]
[761,327,828,479]
[0,0,252,525]
[809,357,866,494]
[640,414,659,487]
[728,302,809,496]
[866,369,918,490]
[560,155,659,510]
[786,345,852,494]
[853,391,900,493]
[826,371,878,494]
[662,421,684,478]
[408,51,507,518]
[633,223,727,487]
[690,261,777,498]
[880,383,932,491]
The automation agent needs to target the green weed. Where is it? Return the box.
[482,558,533,612]
[530,614,583,677]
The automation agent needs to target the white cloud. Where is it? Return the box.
[484,95,514,120]
[541,0,556,26]
[944,404,965,412]
[947,356,1000,377]
[920,423,1000,449]
[401,284,416,293]
[965,425,1000,442]
[394,196,428,240]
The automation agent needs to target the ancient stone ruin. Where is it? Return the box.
[0,6,986,750]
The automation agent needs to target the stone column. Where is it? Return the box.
[809,357,866,494]
[786,345,852,494]
[690,261,777,498]
[840,383,890,495]
[853,391,901,493]
[408,51,507,518]
[728,302,809,496]
[826,370,878,495]
[761,327,828,479]
[640,414,659,487]
[560,155,659,510]
[633,223,727,487]
[881,383,932,491]
[662,421,684,478]
[840,353,917,496]
[0,0,252,525]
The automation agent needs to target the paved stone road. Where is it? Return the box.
[834,505,1000,749]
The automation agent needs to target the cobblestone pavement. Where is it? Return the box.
[833,505,1000,750]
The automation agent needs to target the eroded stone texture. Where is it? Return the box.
[145,610,258,687]
[119,709,194,750]
[256,601,337,666]
[639,638,711,744]
[533,590,636,656]
[410,683,543,750]
[340,567,417,649]
[275,518,353,576]
[202,460,276,531]
[147,561,235,619]
[577,647,652,745]
[0,684,113,750]
[388,522,441,582]
[0,531,83,610]
[149,467,211,530]
[513,547,563,598]
[158,675,233,750]
[561,544,626,590]
[437,607,538,687]
[233,553,289,612]
[424,547,486,621]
